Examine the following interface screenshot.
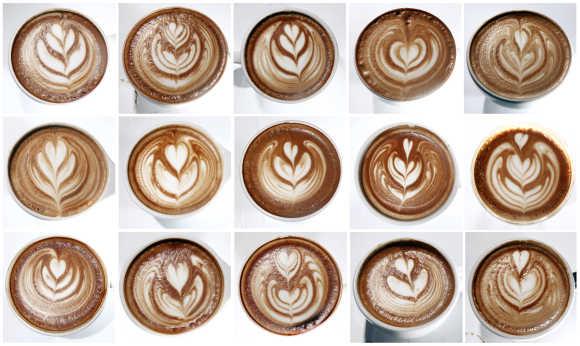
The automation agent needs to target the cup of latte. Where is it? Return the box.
[353,238,459,338]
[468,239,575,341]
[6,124,114,219]
[125,123,229,225]
[6,236,109,335]
[467,11,572,112]
[236,9,339,104]
[120,236,228,334]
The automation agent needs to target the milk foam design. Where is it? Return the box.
[387,257,428,299]
[486,133,560,213]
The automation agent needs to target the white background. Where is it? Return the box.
[233,3,347,114]
[3,3,117,115]
[118,3,233,114]
[118,116,233,229]
[349,3,463,114]
[234,232,348,344]
[465,232,577,343]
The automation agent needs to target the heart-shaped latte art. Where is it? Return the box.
[514,133,529,150]
[166,262,189,294]
[49,258,67,279]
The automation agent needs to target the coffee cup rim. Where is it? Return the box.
[124,122,227,220]
[354,122,459,224]
[470,124,574,225]
[237,235,343,336]
[353,7,457,103]
[5,122,112,221]
[465,9,572,104]
[466,237,576,341]
[238,119,342,222]
[121,6,229,106]
[239,7,339,104]
[352,237,460,334]
[118,235,227,336]
[5,235,109,336]
[8,7,109,105]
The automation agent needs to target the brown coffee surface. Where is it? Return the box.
[124,7,227,103]
[240,236,341,335]
[356,8,455,101]
[128,124,223,215]
[244,11,336,101]
[472,240,571,336]
[360,125,455,221]
[469,11,571,102]
[11,9,108,103]
[357,240,455,328]
[9,125,108,218]
[242,122,340,218]
[473,128,572,223]
[123,238,224,334]
[8,237,107,333]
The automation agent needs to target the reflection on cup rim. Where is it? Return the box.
[239,7,339,104]
[118,235,227,336]
[5,122,112,221]
[238,119,342,222]
[466,237,576,341]
[352,237,459,337]
[470,124,574,225]
[5,235,109,336]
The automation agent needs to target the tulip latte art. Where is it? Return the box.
[244,11,336,101]
[8,125,108,218]
[356,9,456,101]
[469,11,571,101]
[357,240,455,328]
[124,8,227,103]
[473,128,572,223]
[11,10,107,103]
[128,125,223,215]
[472,240,572,336]
[240,237,341,335]
[360,125,455,220]
[8,237,107,333]
[124,238,224,334]
[242,122,340,218]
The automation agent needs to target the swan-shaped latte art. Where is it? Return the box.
[245,12,335,101]
[8,237,107,332]
[124,8,227,103]
[240,237,341,335]
[9,126,108,218]
[469,11,571,101]
[124,239,223,334]
[356,9,455,100]
[128,125,223,215]
[12,10,107,103]
[473,241,571,336]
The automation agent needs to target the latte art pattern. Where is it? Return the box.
[357,240,455,328]
[472,241,571,336]
[8,237,107,333]
[361,125,455,221]
[240,237,341,335]
[242,122,340,218]
[9,125,108,218]
[356,9,456,100]
[473,128,572,223]
[124,8,227,103]
[124,239,224,334]
[244,11,335,101]
[128,125,223,215]
[11,10,107,103]
[469,11,571,101]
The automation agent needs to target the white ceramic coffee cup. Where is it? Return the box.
[353,238,460,339]
[5,123,115,221]
[5,235,110,337]
[467,238,576,341]
[119,235,230,335]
